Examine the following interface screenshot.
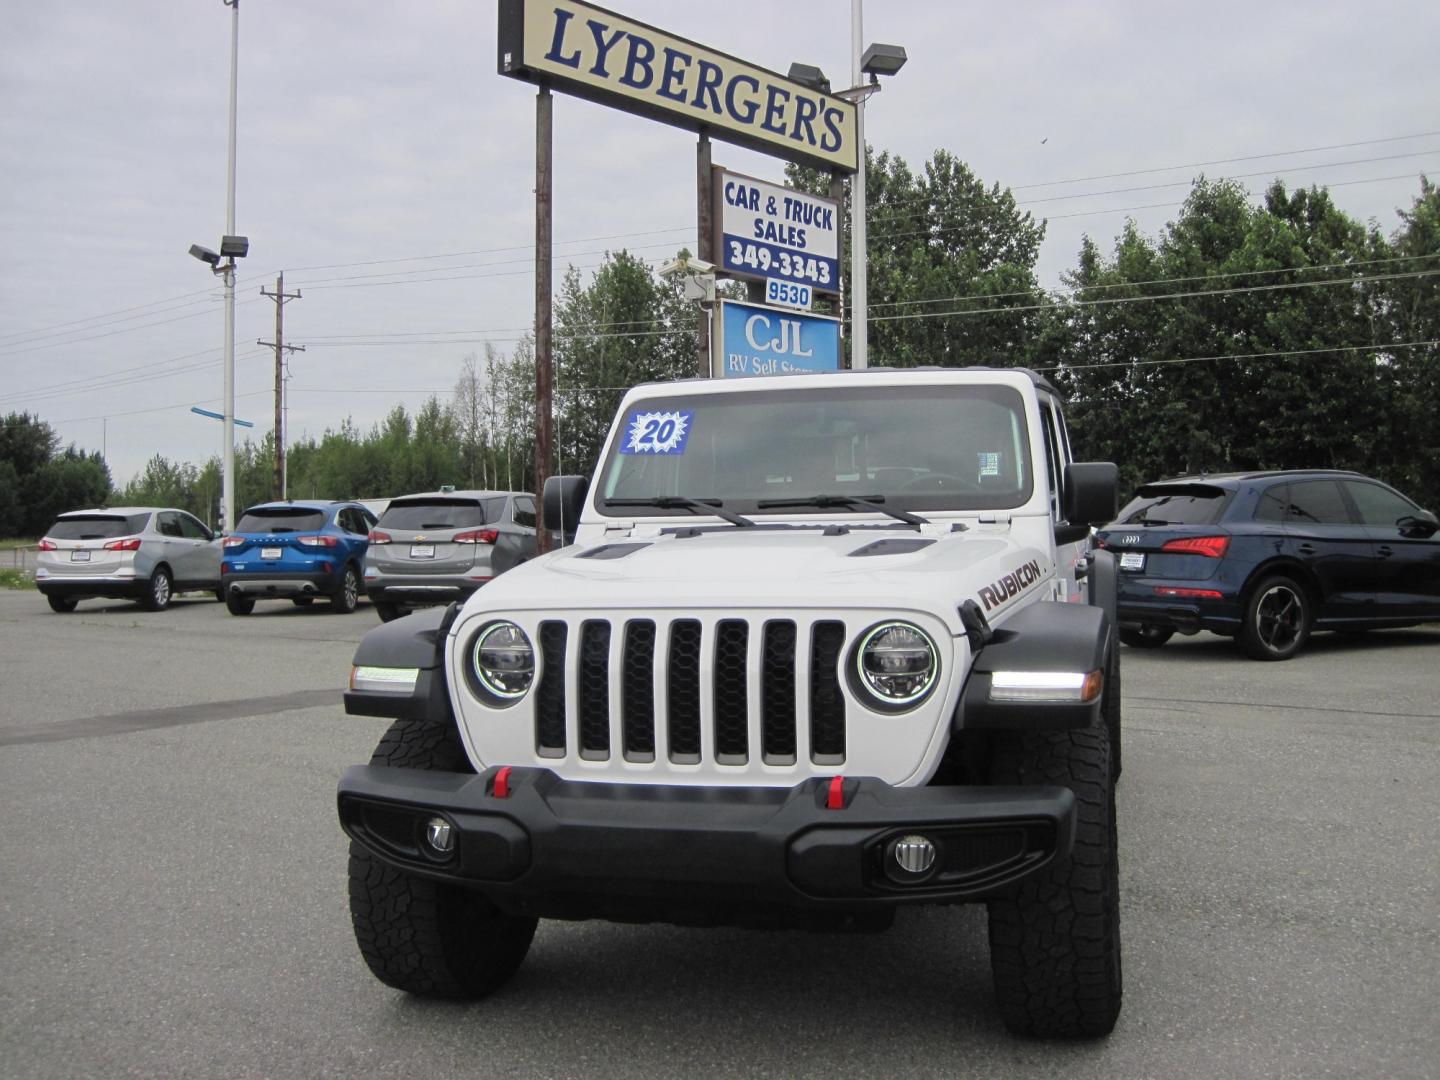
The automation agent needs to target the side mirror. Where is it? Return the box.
[542,475,589,543]
[1398,509,1439,538]
[1064,462,1119,526]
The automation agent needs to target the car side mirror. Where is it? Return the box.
[1398,509,1439,538]
[1064,462,1119,526]
[542,475,589,543]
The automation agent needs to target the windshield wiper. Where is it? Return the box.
[756,494,929,528]
[1130,517,1172,526]
[607,496,755,528]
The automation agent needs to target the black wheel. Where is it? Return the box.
[1103,642,1122,782]
[373,600,408,623]
[292,596,314,607]
[47,594,78,613]
[985,724,1122,1037]
[1118,625,1173,649]
[331,565,359,614]
[141,566,173,611]
[225,590,255,616]
[1240,575,1311,661]
[348,716,537,998]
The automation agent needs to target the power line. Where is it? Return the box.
[1037,339,1438,374]
[1010,130,1440,190]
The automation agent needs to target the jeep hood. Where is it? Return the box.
[467,525,1054,633]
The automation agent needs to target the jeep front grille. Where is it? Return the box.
[525,616,848,770]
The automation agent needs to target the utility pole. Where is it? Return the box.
[259,272,303,499]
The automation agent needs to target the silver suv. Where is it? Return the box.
[35,507,221,613]
[363,490,540,621]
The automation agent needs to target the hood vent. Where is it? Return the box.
[575,542,651,560]
[848,537,935,558]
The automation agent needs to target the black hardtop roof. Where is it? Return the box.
[635,365,1062,397]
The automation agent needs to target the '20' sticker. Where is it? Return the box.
[621,410,692,455]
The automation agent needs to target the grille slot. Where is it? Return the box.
[761,621,798,764]
[809,621,847,764]
[535,621,568,756]
[621,620,657,761]
[713,620,750,764]
[667,620,703,763]
[578,620,611,759]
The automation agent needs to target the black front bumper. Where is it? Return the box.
[337,765,1075,922]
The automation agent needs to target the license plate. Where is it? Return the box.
[410,544,435,559]
[261,547,283,560]
[1119,551,1145,571]
[71,549,91,562]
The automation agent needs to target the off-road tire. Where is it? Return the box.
[1239,574,1311,661]
[985,726,1122,1038]
[1118,625,1172,649]
[331,564,359,614]
[1103,643,1122,782]
[141,566,173,612]
[47,594,78,613]
[348,716,538,998]
[225,590,255,616]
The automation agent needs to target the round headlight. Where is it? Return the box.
[853,621,938,709]
[470,621,535,702]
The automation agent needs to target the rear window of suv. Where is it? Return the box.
[379,497,505,530]
[236,507,327,533]
[47,514,149,540]
[1114,484,1230,525]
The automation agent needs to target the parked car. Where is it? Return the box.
[1096,469,1440,659]
[221,500,376,615]
[35,506,221,613]
[363,489,541,622]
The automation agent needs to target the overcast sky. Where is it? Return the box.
[2,1,1437,489]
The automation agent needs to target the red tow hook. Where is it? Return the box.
[492,766,513,799]
[826,775,846,810]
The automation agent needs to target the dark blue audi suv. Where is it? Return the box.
[1096,470,1439,660]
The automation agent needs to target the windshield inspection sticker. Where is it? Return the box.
[621,410,693,455]
[978,452,1001,477]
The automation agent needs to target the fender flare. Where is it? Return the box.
[345,603,460,721]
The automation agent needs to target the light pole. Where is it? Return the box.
[840,0,906,370]
[188,0,244,532]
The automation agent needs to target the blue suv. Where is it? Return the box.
[1096,470,1440,660]
[222,500,377,615]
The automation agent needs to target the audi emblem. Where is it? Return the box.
[1118,534,1141,546]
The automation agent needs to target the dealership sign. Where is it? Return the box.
[716,168,840,295]
[714,299,840,378]
[497,0,859,173]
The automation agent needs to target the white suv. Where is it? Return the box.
[337,367,1122,1037]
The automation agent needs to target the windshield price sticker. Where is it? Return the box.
[717,169,840,294]
[621,410,693,455]
[766,278,812,311]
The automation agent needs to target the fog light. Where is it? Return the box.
[424,817,455,855]
[891,834,936,875]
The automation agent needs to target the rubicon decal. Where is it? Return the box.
[978,559,1044,612]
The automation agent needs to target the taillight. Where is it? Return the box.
[1155,586,1224,599]
[296,534,339,548]
[368,530,392,545]
[1161,535,1230,558]
[38,539,57,551]
[454,529,499,545]
[103,537,142,551]
[222,536,245,548]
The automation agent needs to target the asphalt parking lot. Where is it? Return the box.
[0,587,1436,1080]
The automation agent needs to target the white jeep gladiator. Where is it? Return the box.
[338,366,1123,1037]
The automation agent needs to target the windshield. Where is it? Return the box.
[236,507,327,533]
[596,383,1033,516]
[379,497,505,530]
[1115,485,1230,525]
[47,514,149,540]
